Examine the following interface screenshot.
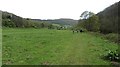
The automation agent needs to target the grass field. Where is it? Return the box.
[0,28,2,66]
[2,28,118,65]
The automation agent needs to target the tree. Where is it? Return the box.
[78,11,100,32]
[97,2,118,34]
[80,11,94,19]
[41,23,44,28]
[48,24,53,29]
[87,15,100,31]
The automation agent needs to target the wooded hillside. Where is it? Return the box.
[97,2,119,34]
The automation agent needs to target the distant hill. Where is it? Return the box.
[2,11,78,28]
[32,18,78,26]
[1,11,78,28]
[2,11,51,28]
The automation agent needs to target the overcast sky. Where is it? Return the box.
[0,0,119,20]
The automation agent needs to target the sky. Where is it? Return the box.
[0,0,119,20]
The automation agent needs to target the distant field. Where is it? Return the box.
[2,28,118,65]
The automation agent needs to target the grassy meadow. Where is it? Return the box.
[2,28,118,65]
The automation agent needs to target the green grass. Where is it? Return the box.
[0,28,2,66]
[2,28,118,65]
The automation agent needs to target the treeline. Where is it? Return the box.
[77,11,100,32]
[77,2,119,34]
[32,18,78,26]
[97,2,119,34]
[76,2,119,44]
[2,11,56,29]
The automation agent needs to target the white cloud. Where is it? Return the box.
[0,0,119,20]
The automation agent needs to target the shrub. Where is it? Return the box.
[104,33,119,44]
[104,50,120,62]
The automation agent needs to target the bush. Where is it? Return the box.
[104,33,119,44]
[104,50,120,62]
[2,19,16,27]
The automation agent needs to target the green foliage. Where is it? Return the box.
[103,33,119,44]
[89,32,119,45]
[80,11,94,19]
[97,2,118,34]
[11,15,23,27]
[32,18,78,26]
[78,12,100,32]
[78,2,119,34]
[2,19,15,27]
[48,24,54,29]
[104,50,120,62]
[40,23,44,28]
[87,15,100,31]
[2,11,60,29]
[2,11,77,29]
